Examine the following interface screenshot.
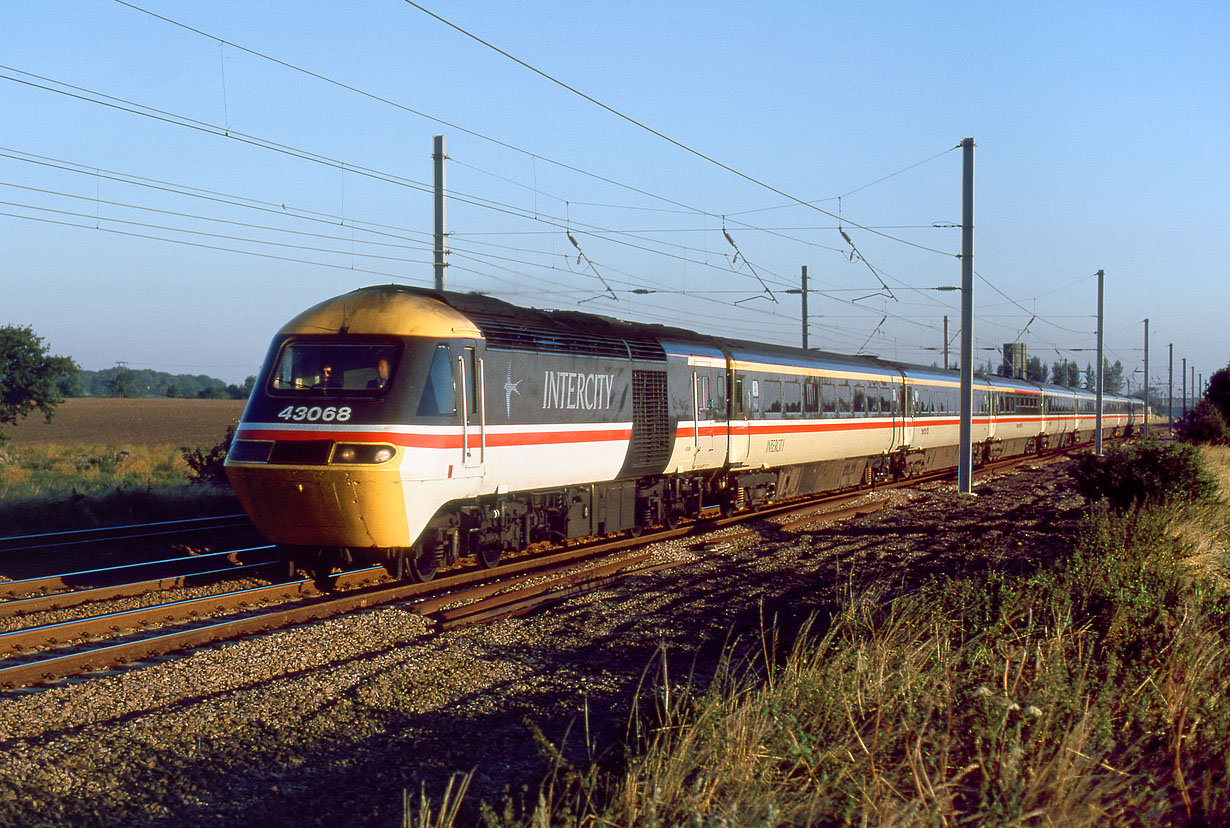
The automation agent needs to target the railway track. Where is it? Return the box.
[0,545,277,602]
[0,449,1071,691]
[0,513,255,554]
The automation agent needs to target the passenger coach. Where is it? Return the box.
[224,285,1143,582]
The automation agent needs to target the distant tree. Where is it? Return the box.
[1066,362,1081,387]
[163,383,179,398]
[1174,400,1229,445]
[107,367,138,398]
[1103,359,1125,394]
[197,386,229,399]
[224,375,257,400]
[1206,364,1230,423]
[56,371,84,398]
[0,325,78,442]
[1025,356,1045,382]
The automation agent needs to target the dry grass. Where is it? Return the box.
[0,436,243,535]
[498,506,1230,827]
[3,397,244,448]
[1170,445,1230,589]
[0,444,193,499]
[420,449,1230,827]
[1201,445,1230,499]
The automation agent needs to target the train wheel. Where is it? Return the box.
[476,543,503,569]
[406,548,439,582]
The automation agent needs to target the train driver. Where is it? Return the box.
[368,356,391,389]
[319,364,340,388]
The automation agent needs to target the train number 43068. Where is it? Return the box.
[276,405,352,422]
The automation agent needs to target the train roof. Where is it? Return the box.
[279,285,483,338]
[325,287,1143,407]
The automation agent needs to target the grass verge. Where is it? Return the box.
[0,443,239,536]
[414,447,1230,827]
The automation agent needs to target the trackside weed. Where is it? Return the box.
[414,447,1230,827]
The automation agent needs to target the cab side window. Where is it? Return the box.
[417,344,457,417]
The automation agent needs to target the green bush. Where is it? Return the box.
[1070,439,1218,511]
[180,424,234,487]
[1174,400,1230,445]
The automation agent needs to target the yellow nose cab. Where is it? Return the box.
[224,286,484,583]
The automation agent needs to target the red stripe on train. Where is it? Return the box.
[235,426,633,449]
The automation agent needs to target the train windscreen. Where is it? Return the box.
[269,342,399,395]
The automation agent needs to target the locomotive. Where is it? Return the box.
[223,285,1143,581]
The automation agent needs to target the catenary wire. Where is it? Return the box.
[401,1,958,259]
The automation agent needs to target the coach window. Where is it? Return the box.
[733,377,744,417]
[715,374,727,418]
[837,383,852,417]
[764,380,782,415]
[750,379,761,416]
[417,344,457,417]
[820,382,835,417]
[803,380,819,414]
[783,380,802,415]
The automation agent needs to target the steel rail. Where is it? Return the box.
[432,554,651,630]
[0,513,254,553]
[0,539,667,681]
[0,544,649,688]
[0,545,276,599]
[0,561,280,618]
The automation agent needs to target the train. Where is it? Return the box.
[223,285,1145,582]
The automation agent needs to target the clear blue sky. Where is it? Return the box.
[3,0,1226,394]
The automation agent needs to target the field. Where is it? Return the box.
[3,397,245,448]
[0,398,246,537]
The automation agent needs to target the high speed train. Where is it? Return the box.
[223,285,1144,581]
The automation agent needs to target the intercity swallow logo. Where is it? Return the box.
[503,362,522,416]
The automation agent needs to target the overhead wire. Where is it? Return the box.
[0,180,437,255]
[1,209,427,283]
[0,146,434,244]
[108,0,751,227]
[1,143,806,308]
[0,198,436,265]
[43,5,966,337]
[0,65,437,193]
[725,145,960,216]
[13,6,1097,361]
[401,0,957,259]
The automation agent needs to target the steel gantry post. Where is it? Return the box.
[1095,270,1104,454]
[433,134,448,291]
[958,138,975,494]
